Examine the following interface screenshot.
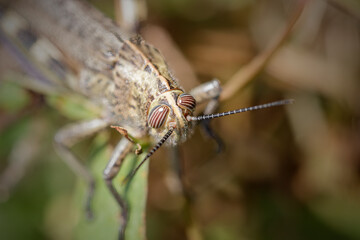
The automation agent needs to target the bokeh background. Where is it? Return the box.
[1,0,360,239]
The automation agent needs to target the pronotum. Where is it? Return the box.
[0,0,293,239]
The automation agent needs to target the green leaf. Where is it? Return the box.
[73,133,148,240]
[0,81,30,112]
[46,94,101,121]
[121,150,149,240]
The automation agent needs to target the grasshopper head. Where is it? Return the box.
[147,90,196,145]
[128,97,293,181]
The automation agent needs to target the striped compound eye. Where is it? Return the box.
[177,93,196,112]
[148,105,170,128]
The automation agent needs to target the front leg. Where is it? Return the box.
[190,79,224,151]
[54,118,108,218]
[189,79,221,106]
[111,126,142,155]
[103,137,134,240]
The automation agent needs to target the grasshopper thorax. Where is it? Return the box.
[147,90,196,145]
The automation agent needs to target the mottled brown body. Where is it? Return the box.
[0,1,225,239]
[0,0,191,143]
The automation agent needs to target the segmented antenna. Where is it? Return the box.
[187,99,294,121]
[125,99,293,181]
[125,127,174,182]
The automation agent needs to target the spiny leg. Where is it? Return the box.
[190,79,224,152]
[167,147,203,240]
[201,119,224,153]
[189,79,221,105]
[111,126,142,155]
[201,97,225,153]
[54,118,108,219]
[103,137,133,240]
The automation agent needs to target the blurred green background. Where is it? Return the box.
[1,0,360,239]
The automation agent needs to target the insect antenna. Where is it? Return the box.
[124,99,293,182]
[124,127,175,183]
[187,99,294,121]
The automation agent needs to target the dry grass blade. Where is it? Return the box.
[220,0,308,101]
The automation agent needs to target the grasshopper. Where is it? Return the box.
[0,0,293,239]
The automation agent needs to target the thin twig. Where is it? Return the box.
[220,0,308,101]
[326,0,360,22]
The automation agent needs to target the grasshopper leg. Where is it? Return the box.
[54,118,108,219]
[201,97,224,153]
[189,79,221,105]
[103,137,133,240]
[190,79,224,152]
[111,125,142,155]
